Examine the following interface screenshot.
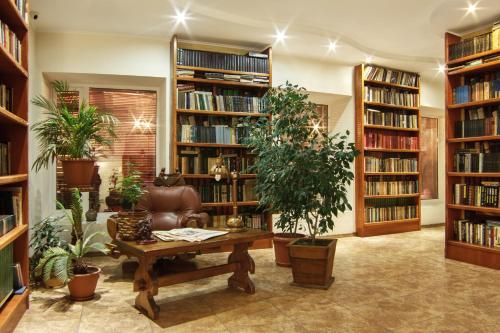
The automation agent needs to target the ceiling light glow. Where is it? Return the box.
[365,55,373,64]
[173,8,189,24]
[328,41,337,52]
[438,64,446,74]
[467,2,478,14]
[274,29,288,43]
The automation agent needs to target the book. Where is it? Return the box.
[363,65,419,87]
[0,215,15,237]
[0,20,22,63]
[0,187,22,226]
[364,156,418,173]
[0,83,14,112]
[454,218,500,248]
[12,263,24,290]
[452,71,500,104]
[364,178,418,195]
[364,108,418,129]
[0,244,13,308]
[364,129,418,150]
[364,86,419,107]
[453,181,500,207]
[0,142,11,176]
[448,31,492,60]
[364,197,417,223]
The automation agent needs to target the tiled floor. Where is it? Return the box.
[16,226,500,332]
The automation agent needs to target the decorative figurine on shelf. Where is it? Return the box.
[136,216,157,245]
[209,154,229,181]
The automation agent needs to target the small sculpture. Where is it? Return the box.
[136,217,157,244]
[154,168,167,186]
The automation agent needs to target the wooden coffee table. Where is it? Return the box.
[111,229,273,319]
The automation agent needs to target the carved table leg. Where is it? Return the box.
[227,242,255,294]
[133,256,160,319]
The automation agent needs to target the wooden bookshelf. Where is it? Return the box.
[354,64,421,237]
[444,31,500,269]
[171,36,272,248]
[0,1,29,331]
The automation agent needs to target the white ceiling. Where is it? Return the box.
[30,0,500,79]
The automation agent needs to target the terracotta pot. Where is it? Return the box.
[288,238,337,289]
[67,266,101,301]
[273,233,305,267]
[61,158,96,188]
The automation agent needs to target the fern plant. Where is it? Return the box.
[31,80,118,171]
[70,188,83,244]
[34,201,108,284]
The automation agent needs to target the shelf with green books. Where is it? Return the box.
[445,28,500,269]
[354,63,421,237]
[171,35,273,249]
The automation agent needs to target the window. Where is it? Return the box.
[89,88,157,211]
[420,117,438,200]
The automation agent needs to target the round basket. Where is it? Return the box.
[117,210,150,241]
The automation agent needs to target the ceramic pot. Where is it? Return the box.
[272,233,305,267]
[288,238,337,289]
[61,158,95,188]
[67,266,101,301]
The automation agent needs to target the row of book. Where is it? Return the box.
[365,87,419,107]
[13,0,28,22]
[364,130,419,150]
[192,180,257,203]
[364,156,418,173]
[0,243,24,308]
[448,54,500,72]
[448,22,500,61]
[453,150,500,173]
[178,124,249,144]
[452,72,500,104]
[0,83,14,112]
[177,69,269,84]
[0,142,11,176]
[454,106,500,137]
[0,20,22,64]
[177,86,267,113]
[453,219,500,248]
[365,204,418,223]
[365,179,418,196]
[364,108,418,129]
[0,187,22,236]
[177,150,255,174]
[210,214,267,230]
[177,48,269,74]
[363,65,419,87]
[453,182,500,207]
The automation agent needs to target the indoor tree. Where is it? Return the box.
[245,82,358,244]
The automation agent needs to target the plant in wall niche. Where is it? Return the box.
[245,82,358,288]
[31,80,117,188]
[34,200,108,301]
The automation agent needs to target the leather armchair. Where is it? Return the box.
[136,185,209,230]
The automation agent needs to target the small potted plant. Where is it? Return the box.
[31,80,117,188]
[35,196,109,301]
[116,163,148,241]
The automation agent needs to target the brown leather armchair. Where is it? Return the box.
[136,185,209,230]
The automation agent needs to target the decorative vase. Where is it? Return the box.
[117,210,150,241]
[67,266,101,301]
[61,158,95,188]
[85,208,98,222]
[288,238,337,289]
[105,189,122,212]
[273,233,305,267]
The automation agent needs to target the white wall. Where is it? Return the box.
[30,31,446,236]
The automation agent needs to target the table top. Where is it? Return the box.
[113,229,273,257]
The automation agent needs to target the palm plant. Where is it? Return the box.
[34,201,108,284]
[31,80,117,171]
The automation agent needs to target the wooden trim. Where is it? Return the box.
[448,172,500,177]
[0,290,29,333]
[364,193,420,199]
[0,44,27,77]
[176,76,269,88]
[177,65,269,77]
[157,263,239,287]
[447,135,500,143]
[364,124,419,132]
[364,148,419,153]
[448,97,500,109]
[364,172,419,176]
[364,101,419,111]
[448,59,500,76]
[0,174,28,186]
[176,142,245,148]
[0,107,28,126]
[447,204,500,214]
[176,109,267,117]
[447,48,500,66]
[446,241,500,269]
[0,0,28,34]
[201,201,259,208]
[0,225,27,251]
[364,79,419,91]
[182,173,256,179]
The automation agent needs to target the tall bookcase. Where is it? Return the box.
[444,28,500,269]
[0,0,29,331]
[170,36,273,248]
[354,64,422,237]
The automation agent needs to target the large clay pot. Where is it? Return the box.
[67,266,101,301]
[288,238,337,289]
[61,158,95,188]
[272,233,305,267]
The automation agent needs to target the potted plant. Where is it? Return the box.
[29,215,66,287]
[245,83,314,266]
[31,80,117,188]
[116,164,148,241]
[35,196,109,300]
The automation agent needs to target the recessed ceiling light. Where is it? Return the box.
[467,1,478,14]
[328,41,337,52]
[365,55,373,64]
[174,9,189,24]
[438,64,446,73]
[274,29,288,43]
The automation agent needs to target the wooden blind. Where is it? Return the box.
[89,88,157,183]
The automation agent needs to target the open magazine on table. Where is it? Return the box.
[153,228,228,242]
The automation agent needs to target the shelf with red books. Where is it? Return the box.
[171,35,272,250]
[354,63,421,237]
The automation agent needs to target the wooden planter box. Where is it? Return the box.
[287,238,337,289]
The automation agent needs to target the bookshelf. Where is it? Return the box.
[0,0,29,331]
[354,64,421,237]
[444,27,500,269]
[170,36,272,248]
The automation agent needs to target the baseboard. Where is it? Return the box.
[421,223,445,228]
